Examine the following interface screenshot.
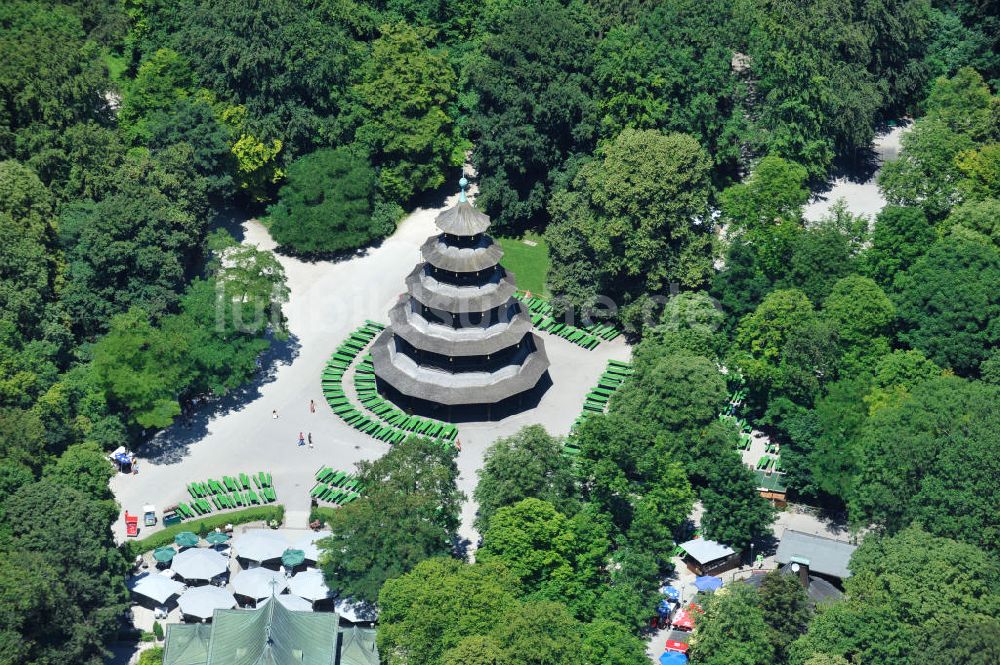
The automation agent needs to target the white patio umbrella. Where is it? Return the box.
[288,570,334,603]
[260,594,314,612]
[294,530,331,563]
[335,597,376,623]
[232,530,287,562]
[129,573,184,605]
[233,567,288,600]
[171,547,229,582]
[177,586,237,620]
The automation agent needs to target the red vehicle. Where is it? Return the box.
[125,511,139,538]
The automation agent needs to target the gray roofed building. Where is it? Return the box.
[163,591,363,665]
[338,626,379,665]
[679,539,736,565]
[775,530,857,579]
[373,177,550,410]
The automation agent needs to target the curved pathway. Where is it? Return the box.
[111,192,629,546]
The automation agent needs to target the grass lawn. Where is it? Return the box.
[497,232,550,296]
[102,49,128,87]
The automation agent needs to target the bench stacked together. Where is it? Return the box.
[564,360,633,456]
[322,321,459,449]
[514,291,623,349]
[310,466,364,506]
[175,472,276,519]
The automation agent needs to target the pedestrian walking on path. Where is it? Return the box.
[272,409,278,419]
[308,433,313,449]
[309,399,316,413]
[298,432,305,446]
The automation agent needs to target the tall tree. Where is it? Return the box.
[892,231,1000,374]
[466,0,597,229]
[0,480,129,665]
[691,582,776,665]
[319,437,464,607]
[546,129,714,328]
[267,147,383,256]
[351,23,462,203]
[474,425,578,533]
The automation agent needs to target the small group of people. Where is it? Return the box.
[272,401,318,449]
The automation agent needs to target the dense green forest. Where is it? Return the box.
[1,0,998,663]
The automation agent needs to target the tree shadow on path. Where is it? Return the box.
[140,332,302,465]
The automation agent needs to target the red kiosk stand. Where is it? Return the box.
[125,511,139,538]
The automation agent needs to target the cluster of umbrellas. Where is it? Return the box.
[130,529,336,620]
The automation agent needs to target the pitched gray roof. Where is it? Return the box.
[339,626,379,665]
[421,235,503,273]
[434,200,491,236]
[163,623,212,665]
[205,597,339,665]
[406,265,519,313]
[679,538,736,564]
[385,299,534,357]
[775,530,857,579]
[371,332,550,405]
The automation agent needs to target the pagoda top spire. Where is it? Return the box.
[434,176,491,236]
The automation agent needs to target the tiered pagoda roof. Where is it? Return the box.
[371,178,549,407]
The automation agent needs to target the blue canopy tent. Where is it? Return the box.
[659,651,688,665]
[694,576,723,592]
[656,599,673,617]
[660,585,680,600]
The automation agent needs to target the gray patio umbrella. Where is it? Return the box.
[281,549,306,568]
[294,530,331,562]
[177,585,237,620]
[232,530,287,562]
[288,570,333,603]
[232,567,288,600]
[205,531,230,546]
[129,573,184,605]
[171,547,229,582]
[174,531,199,548]
[260,594,314,612]
[153,546,176,563]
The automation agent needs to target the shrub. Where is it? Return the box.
[138,646,165,665]
[268,147,384,255]
[122,505,285,559]
[152,621,164,641]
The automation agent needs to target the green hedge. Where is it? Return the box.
[309,506,338,526]
[122,505,285,560]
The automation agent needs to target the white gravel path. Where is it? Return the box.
[803,123,908,223]
[111,191,630,548]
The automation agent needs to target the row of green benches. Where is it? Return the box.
[174,478,277,519]
[311,467,364,506]
[323,322,407,442]
[514,292,621,349]
[186,472,273,499]
[756,456,780,471]
[322,322,459,449]
[565,360,634,456]
[354,356,458,446]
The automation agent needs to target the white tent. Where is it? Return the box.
[232,530,287,562]
[260,594,314,612]
[177,585,237,620]
[233,567,288,600]
[288,570,333,602]
[129,573,184,605]
[335,598,376,624]
[294,530,331,563]
[172,547,229,582]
